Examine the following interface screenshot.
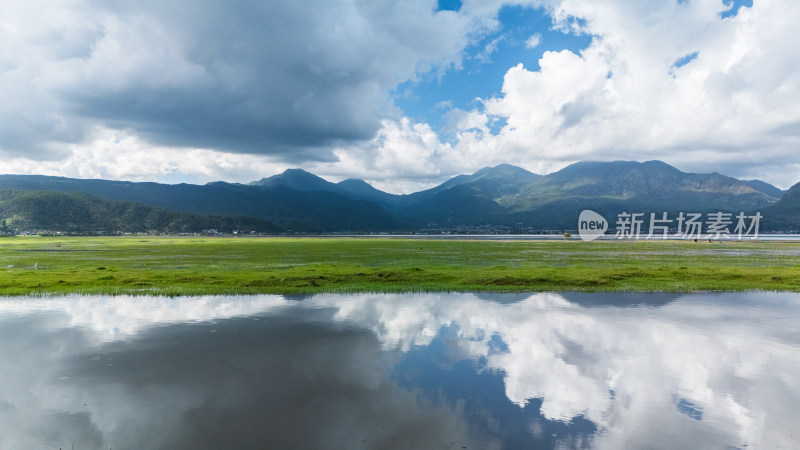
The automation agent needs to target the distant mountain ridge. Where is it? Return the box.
[0,174,403,232]
[0,190,279,234]
[744,179,785,199]
[0,160,795,233]
[495,160,781,228]
[763,182,800,231]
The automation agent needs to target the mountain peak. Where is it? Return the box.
[744,179,785,199]
[335,178,397,204]
[546,160,688,185]
[460,163,540,185]
[414,163,540,200]
[337,178,371,188]
[472,163,539,179]
[251,168,334,191]
[560,159,680,173]
[275,168,324,181]
[780,181,800,202]
[336,178,379,193]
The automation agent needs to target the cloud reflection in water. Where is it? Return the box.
[0,292,797,449]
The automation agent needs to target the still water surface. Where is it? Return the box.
[0,292,798,449]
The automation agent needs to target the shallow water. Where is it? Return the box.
[0,292,798,449]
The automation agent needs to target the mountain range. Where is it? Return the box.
[0,190,279,234]
[0,160,797,233]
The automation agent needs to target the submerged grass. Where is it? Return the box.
[0,236,798,296]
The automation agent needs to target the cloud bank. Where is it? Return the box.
[0,0,798,191]
[0,0,488,159]
[327,0,800,191]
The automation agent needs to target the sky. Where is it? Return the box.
[0,0,797,193]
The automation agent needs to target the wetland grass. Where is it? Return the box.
[0,236,798,295]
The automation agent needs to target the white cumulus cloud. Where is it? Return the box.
[525,32,542,49]
[324,0,800,189]
[0,0,798,190]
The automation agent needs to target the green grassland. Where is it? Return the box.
[0,236,799,296]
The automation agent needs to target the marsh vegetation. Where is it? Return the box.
[0,237,798,295]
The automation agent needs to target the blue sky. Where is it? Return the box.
[398,0,752,133]
[720,0,753,18]
[0,0,796,193]
[395,4,592,133]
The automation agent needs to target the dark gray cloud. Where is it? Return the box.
[0,0,479,160]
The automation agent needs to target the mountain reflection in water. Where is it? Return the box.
[0,292,797,449]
